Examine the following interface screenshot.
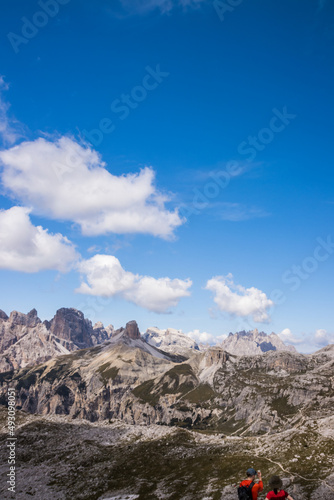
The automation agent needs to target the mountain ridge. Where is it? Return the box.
[0,307,300,374]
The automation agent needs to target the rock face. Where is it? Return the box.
[143,326,200,356]
[0,308,42,353]
[1,326,334,499]
[0,310,8,321]
[221,328,297,355]
[0,306,298,374]
[0,313,332,500]
[0,308,114,372]
[124,320,141,340]
[48,307,113,348]
[2,322,333,438]
[49,308,91,346]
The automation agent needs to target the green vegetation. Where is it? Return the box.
[271,396,299,417]
[132,379,159,406]
[133,364,198,407]
[7,364,47,390]
[40,356,78,383]
[158,364,197,396]
[97,363,119,385]
[165,363,194,377]
[183,383,218,404]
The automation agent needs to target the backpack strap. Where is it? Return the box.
[249,481,255,491]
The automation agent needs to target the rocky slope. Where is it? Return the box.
[0,408,333,500]
[221,328,297,355]
[0,307,299,374]
[0,308,114,372]
[1,323,333,435]
[0,324,333,499]
[143,326,200,356]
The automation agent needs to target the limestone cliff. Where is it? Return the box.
[221,328,297,355]
[0,307,114,372]
[1,326,333,436]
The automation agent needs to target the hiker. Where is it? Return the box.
[238,467,263,499]
[265,476,294,499]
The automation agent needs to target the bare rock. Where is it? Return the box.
[221,329,297,356]
[49,308,94,348]
[0,309,8,321]
[124,320,141,340]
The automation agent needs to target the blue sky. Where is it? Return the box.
[0,0,333,352]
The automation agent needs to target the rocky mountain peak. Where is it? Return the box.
[8,309,41,328]
[49,307,93,348]
[93,321,104,330]
[251,328,259,337]
[0,309,9,321]
[124,320,141,340]
[221,329,296,356]
[0,307,115,372]
[143,326,200,356]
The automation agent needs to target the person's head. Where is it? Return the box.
[246,467,257,480]
[269,475,283,494]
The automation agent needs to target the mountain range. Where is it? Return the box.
[0,307,333,499]
[0,307,298,373]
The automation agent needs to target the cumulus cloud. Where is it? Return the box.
[76,254,192,313]
[278,328,334,352]
[205,273,273,323]
[0,137,183,239]
[120,0,205,15]
[186,330,227,345]
[279,328,304,345]
[314,329,334,346]
[186,329,214,344]
[0,206,78,272]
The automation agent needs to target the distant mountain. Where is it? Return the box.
[220,328,297,355]
[0,307,114,372]
[0,306,299,373]
[143,327,200,356]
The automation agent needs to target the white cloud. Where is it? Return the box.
[278,328,334,352]
[186,329,214,344]
[76,254,192,313]
[0,76,23,145]
[0,136,183,239]
[314,328,334,346]
[205,273,273,323]
[120,0,205,15]
[186,330,227,345]
[0,206,78,272]
[279,328,304,345]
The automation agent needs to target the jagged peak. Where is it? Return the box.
[8,309,41,327]
[0,309,8,320]
[124,320,141,340]
[221,328,296,355]
[27,308,38,317]
[54,307,84,318]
